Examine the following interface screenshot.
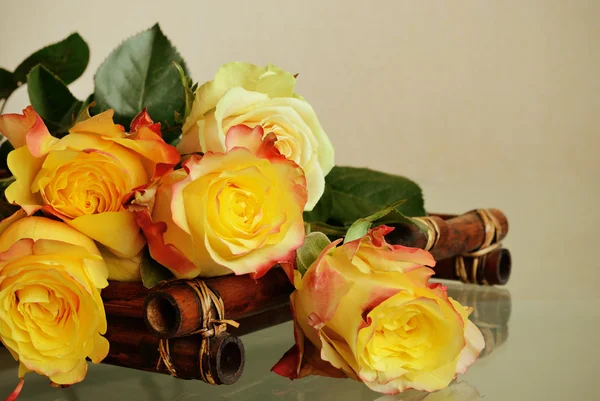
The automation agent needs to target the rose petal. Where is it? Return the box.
[130,108,161,136]
[67,212,145,258]
[5,146,44,212]
[69,109,125,138]
[0,106,37,149]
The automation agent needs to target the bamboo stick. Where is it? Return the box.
[103,315,245,384]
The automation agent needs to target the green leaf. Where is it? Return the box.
[14,33,89,85]
[94,24,189,134]
[27,65,83,136]
[295,232,331,276]
[141,248,174,289]
[0,68,18,100]
[325,166,426,225]
[174,61,194,123]
[372,210,429,233]
[305,221,346,237]
[344,199,407,243]
[167,135,181,147]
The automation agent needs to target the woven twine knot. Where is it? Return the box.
[157,280,239,384]
[454,209,504,285]
[412,216,441,252]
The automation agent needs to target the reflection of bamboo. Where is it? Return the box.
[446,285,511,357]
[433,248,511,285]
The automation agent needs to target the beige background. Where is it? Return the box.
[1,0,598,300]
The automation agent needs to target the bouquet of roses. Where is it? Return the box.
[0,24,486,398]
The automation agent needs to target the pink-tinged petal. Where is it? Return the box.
[272,321,347,380]
[225,124,264,152]
[359,286,403,323]
[69,109,125,138]
[249,227,304,280]
[456,320,485,374]
[299,339,348,379]
[0,106,37,149]
[274,340,348,380]
[0,238,34,261]
[272,344,303,379]
[25,111,58,157]
[370,225,436,268]
[296,239,352,326]
[224,124,293,166]
[278,261,297,285]
[449,298,485,375]
[428,282,448,299]
[132,209,199,278]
[368,225,395,247]
[272,306,306,379]
[255,132,286,161]
[251,261,280,280]
[130,108,161,136]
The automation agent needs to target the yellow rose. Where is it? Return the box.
[178,62,334,211]
[133,124,308,278]
[0,107,180,281]
[273,226,484,394]
[0,215,109,385]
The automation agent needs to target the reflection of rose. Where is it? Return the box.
[178,62,334,211]
[274,226,485,394]
[135,125,307,279]
[446,285,511,358]
[0,216,109,385]
[0,107,179,280]
[374,381,481,401]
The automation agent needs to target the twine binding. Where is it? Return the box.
[413,216,441,251]
[156,280,239,383]
[454,209,503,285]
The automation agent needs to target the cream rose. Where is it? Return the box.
[0,215,109,385]
[178,62,334,211]
[273,226,485,394]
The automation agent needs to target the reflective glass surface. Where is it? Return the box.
[1,280,597,401]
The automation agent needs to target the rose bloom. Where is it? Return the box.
[0,215,109,385]
[0,107,180,280]
[273,226,484,394]
[177,62,334,211]
[133,124,307,279]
